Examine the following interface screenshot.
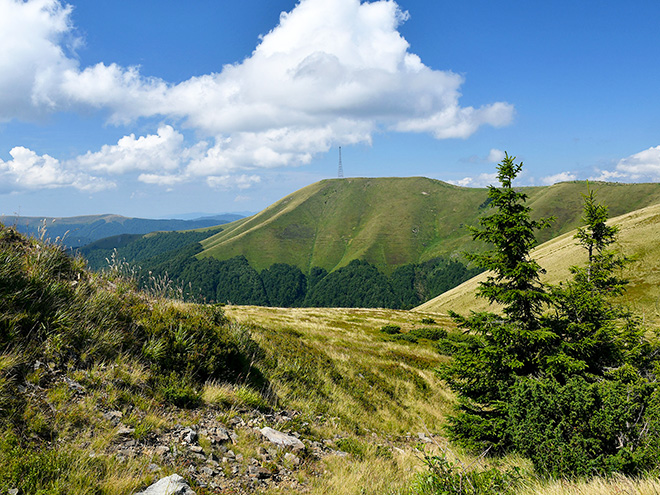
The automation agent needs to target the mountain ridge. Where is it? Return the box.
[195,177,660,275]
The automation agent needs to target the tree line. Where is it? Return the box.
[83,232,480,309]
[139,251,480,309]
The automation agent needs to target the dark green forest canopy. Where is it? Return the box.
[79,231,480,309]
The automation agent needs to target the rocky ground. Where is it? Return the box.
[16,361,438,494]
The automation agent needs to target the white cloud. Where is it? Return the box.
[0,146,113,191]
[541,171,576,185]
[76,125,192,174]
[589,146,660,182]
[0,0,79,120]
[0,0,514,189]
[614,145,660,180]
[449,172,498,188]
[487,148,506,163]
[207,174,262,190]
[137,173,187,187]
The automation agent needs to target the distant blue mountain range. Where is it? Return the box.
[0,213,246,248]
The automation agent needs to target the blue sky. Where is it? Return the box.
[1,0,659,218]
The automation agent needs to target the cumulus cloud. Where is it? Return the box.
[0,0,79,120]
[0,0,514,190]
[207,174,262,190]
[76,125,193,174]
[613,146,660,180]
[541,171,576,185]
[590,146,660,182]
[0,146,113,191]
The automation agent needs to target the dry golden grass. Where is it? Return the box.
[225,306,455,436]
[225,304,660,495]
[520,475,660,495]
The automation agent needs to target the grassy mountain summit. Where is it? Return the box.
[197,178,660,274]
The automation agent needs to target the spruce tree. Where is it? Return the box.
[441,159,660,475]
[441,153,555,451]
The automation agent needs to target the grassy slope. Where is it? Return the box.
[416,201,660,325]
[197,178,660,275]
[199,177,492,274]
[226,305,660,495]
[224,305,456,435]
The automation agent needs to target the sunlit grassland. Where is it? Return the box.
[417,202,660,327]
[224,304,660,495]
[224,306,456,435]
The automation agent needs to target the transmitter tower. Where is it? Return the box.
[338,147,344,178]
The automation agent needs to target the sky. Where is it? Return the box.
[1,0,659,218]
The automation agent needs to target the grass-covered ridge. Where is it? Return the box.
[417,200,660,325]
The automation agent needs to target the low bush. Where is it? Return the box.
[380,324,401,335]
[409,327,447,341]
[413,452,520,495]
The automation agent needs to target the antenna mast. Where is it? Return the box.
[338,146,344,178]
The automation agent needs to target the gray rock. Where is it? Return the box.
[135,474,195,495]
[154,445,170,456]
[181,428,198,444]
[63,376,85,392]
[117,426,135,437]
[213,427,230,443]
[103,410,123,423]
[259,427,305,451]
[200,466,214,476]
[248,466,272,479]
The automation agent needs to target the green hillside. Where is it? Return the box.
[416,201,660,325]
[197,178,660,274]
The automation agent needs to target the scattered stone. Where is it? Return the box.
[213,428,230,443]
[117,426,135,437]
[154,445,169,456]
[181,428,198,444]
[63,376,85,393]
[200,466,214,476]
[103,410,123,424]
[8,489,19,495]
[148,463,161,472]
[189,445,204,454]
[248,466,272,479]
[417,432,433,444]
[259,427,305,451]
[135,474,196,495]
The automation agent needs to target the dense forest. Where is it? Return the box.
[80,232,480,309]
